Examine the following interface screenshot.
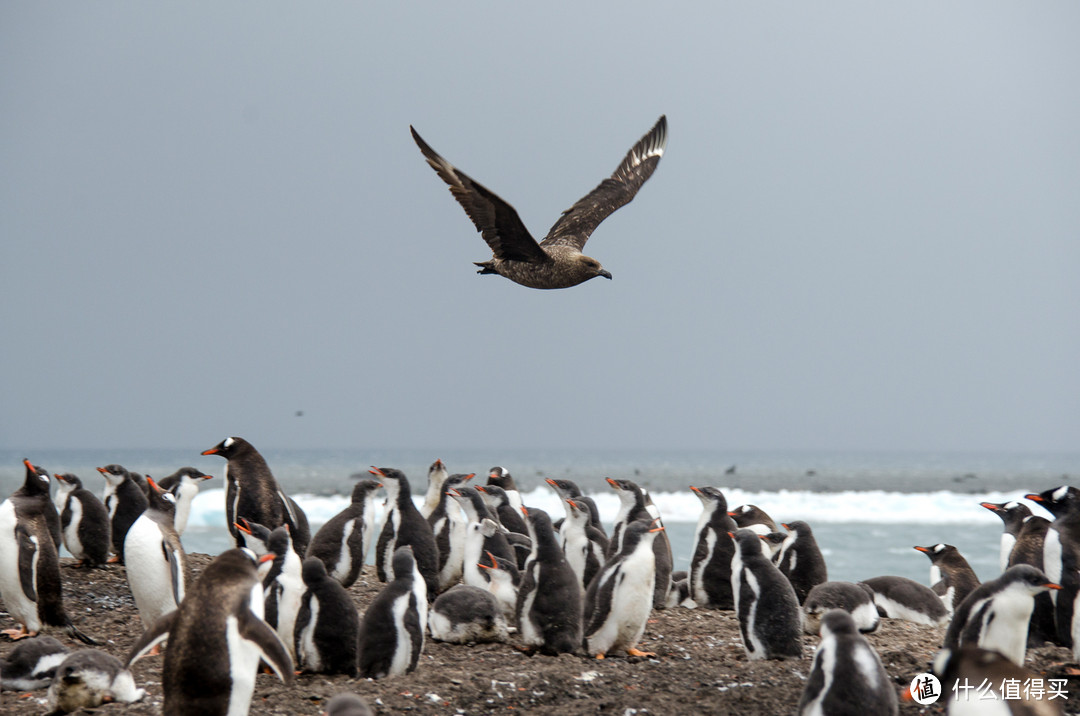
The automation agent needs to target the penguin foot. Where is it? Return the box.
[2,626,36,640]
[626,648,655,658]
[107,555,121,564]
[147,643,162,656]
[594,653,606,660]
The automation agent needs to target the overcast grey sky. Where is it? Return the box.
[2,3,1078,453]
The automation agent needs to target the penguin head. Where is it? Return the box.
[301,556,330,585]
[819,609,858,639]
[733,529,767,556]
[349,479,381,504]
[620,518,661,552]
[689,486,728,511]
[544,478,580,498]
[201,436,249,458]
[427,459,447,481]
[266,525,293,557]
[390,545,416,579]
[54,472,83,490]
[443,473,475,494]
[1026,486,1080,518]
[21,459,51,494]
[476,484,507,511]
[487,467,517,491]
[565,499,589,523]
[323,692,374,716]
[1000,564,1061,595]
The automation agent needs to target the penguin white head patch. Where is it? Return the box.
[933,544,945,553]
[224,437,236,449]
[162,493,177,505]
[1004,501,1019,510]
[1053,486,1069,503]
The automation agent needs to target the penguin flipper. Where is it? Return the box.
[162,539,184,604]
[15,524,39,602]
[238,609,295,685]
[126,611,177,666]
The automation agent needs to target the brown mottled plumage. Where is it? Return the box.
[411,116,667,289]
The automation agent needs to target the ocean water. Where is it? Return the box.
[3,448,1076,586]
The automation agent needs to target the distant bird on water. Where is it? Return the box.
[411,115,667,289]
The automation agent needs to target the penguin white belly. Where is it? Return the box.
[518,582,541,646]
[440,515,466,586]
[850,601,880,632]
[999,533,1015,572]
[590,555,654,654]
[871,594,943,626]
[946,696,1013,716]
[1044,531,1062,605]
[979,592,1033,664]
[387,590,420,677]
[224,614,261,716]
[461,527,486,590]
[275,561,304,660]
[297,596,322,671]
[0,501,40,631]
[331,521,356,583]
[125,519,179,626]
[63,498,85,558]
[173,483,196,535]
[563,533,588,586]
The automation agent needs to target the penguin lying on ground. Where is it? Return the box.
[126,548,294,716]
[858,576,949,626]
[0,635,68,690]
[797,609,897,716]
[428,584,509,644]
[803,581,880,634]
[45,649,144,715]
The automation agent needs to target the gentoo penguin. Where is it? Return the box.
[1004,510,1057,646]
[559,497,608,593]
[583,519,663,658]
[803,581,880,634]
[234,518,272,556]
[0,635,68,690]
[155,466,213,535]
[486,466,523,512]
[305,478,380,587]
[927,645,1065,716]
[545,478,605,537]
[371,467,440,597]
[323,693,374,716]
[96,463,148,563]
[858,576,949,626]
[260,525,304,662]
[517,507,582,655]
[420,458,450,519]
[688,486,737,609]
[666,570,692,608]
[760,531,788,559]
[0,459,96,644]
[124,478,186,631]
[357,546,427,679]
[606,478,673,609]
[982,500,1034,572]
[411,116,665,289]
[775,520,828,605]
[914,543,980,614]
[45,649,144,714]
[51,473,110,568]
[477,484,530,536]
[427,472,474,593]
[201,437,311,555]
[428,584,510,644]
[730,529,803,660]
[729,504,779,536]
[450,486,517,571]
[943,564,1060,666]
[294,557,359,675]
[477,549,521,621]
[1026,486,1080,650]
[126,548,294,716]
[796,609,898,716]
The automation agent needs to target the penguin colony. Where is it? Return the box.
[1,449,1078,714]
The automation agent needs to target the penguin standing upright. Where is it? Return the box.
[427,472,474,593]
[51,473,110,568]
[516,507,582,656]
[796,609,898,716]
[1027,486,1080,650]
[914,543,980,614]
[306,478,380,587]
[294,557,359,675]
[730,529,803,660]
[1006,510,1056,646]
[605,478,673,609]
[944,564,1060,666]
[486,467,523,512]
[774,520,828,605]
[261,525,305,661]
[729,504,779,536]
[477,485,530,537]
[45,649,145,714]
[97,464,148,563]
[0,459,96,644]
[0,635,69,690]
[201,437,311,555]
[420,459,450,519]
[155,467,214,536]
[126,548,294,716]
[357,546,427,679]
[688,486,737,609]
[124,478,186,631]
[371,467,440,597]
[559,498,608,592]
[545,478,605,537]
[583,519,663,658]
[982,500,1034,572]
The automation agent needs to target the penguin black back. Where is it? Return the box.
[371,467,440,598]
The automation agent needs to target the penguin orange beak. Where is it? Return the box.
[147,477,161,494]
[913,546,930,553]
[727,531,736,539]
[546,478,558,487]
[606,478,618,489]
[198,473,214,481]
[782,523,791,530]
[520,506,529,517]
[259,553,276,564]
[200,447,219,456]
[235,522,252,536]
[476,486,487,493]
[1045,583,1063,590]
[464,473,475,481]
[650,525,665,533]
[1025,493,1044,502]
[979,502,1002,512]
[728,511,739,517]
[368,467,385,477]
[96,466,107,474]
[690,486,700,493]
